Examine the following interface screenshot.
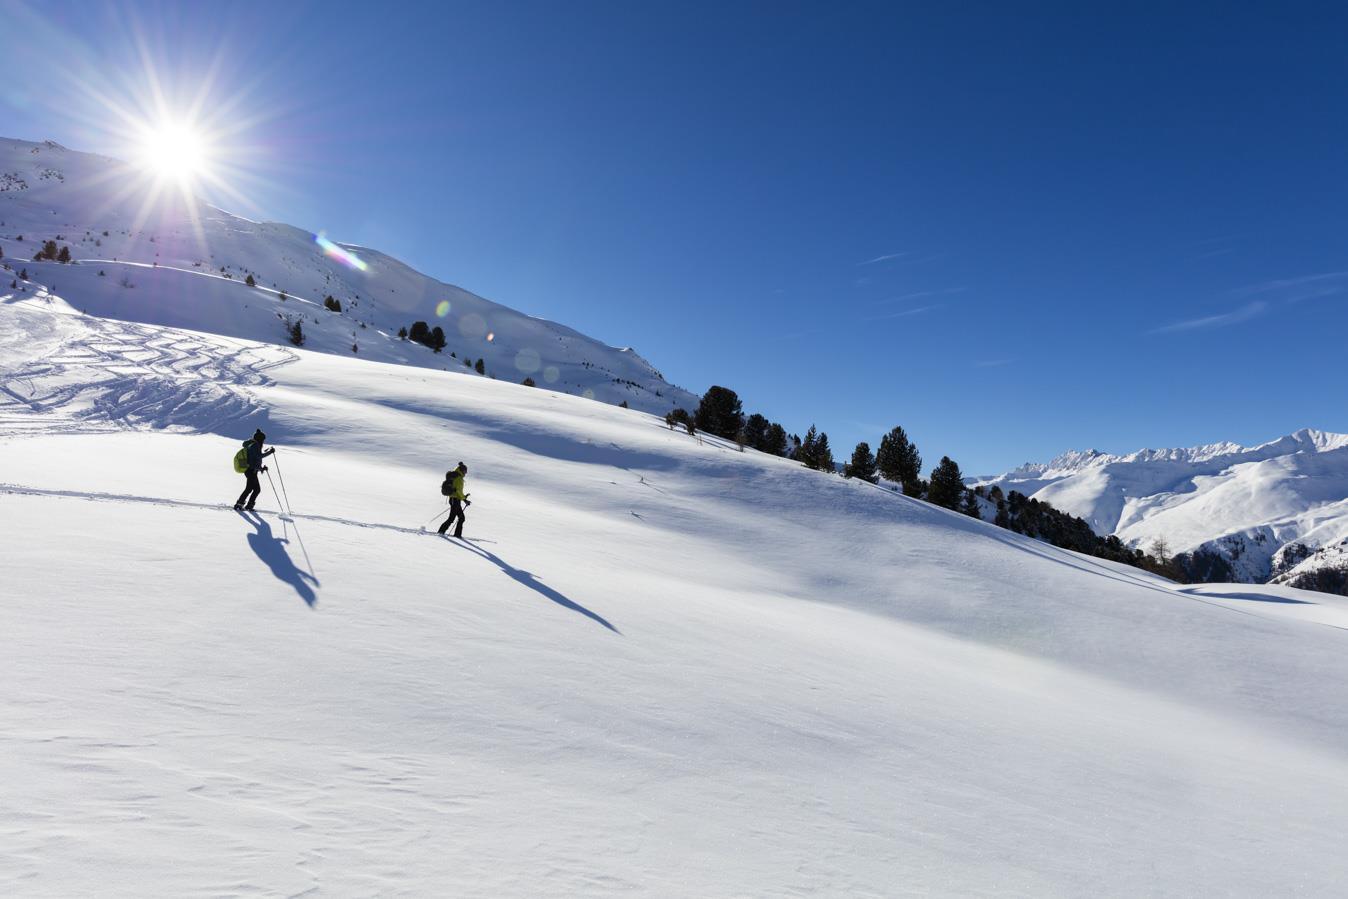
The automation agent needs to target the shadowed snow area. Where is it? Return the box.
[4,299,1348,896]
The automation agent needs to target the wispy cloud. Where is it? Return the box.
[870,287,966,306]
[1233,271,1348,298]
[858,251,910,266]
[1151,300,1268,334]
[861,304,944,322]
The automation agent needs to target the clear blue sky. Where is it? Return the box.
[5,0,1347,473]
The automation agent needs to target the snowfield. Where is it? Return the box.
[4,133,1348,895]
[5,294,1348,896]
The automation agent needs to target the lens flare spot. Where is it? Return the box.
[436,300,451,318]
[514,348,541,374]
[487,332,495,342]
[582,388,596,400]
[315,233,368,272]
[458,312,486,339]
[543,366,560,384]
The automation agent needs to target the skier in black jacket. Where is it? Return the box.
[234,429,275,511]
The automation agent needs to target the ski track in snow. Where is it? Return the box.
[0,311,294,435]
[0,482,427,537]
[6,481,1340,636]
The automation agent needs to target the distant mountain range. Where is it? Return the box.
[0,137,698,414]
[976,428,1348,591]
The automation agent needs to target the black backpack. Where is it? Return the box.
[440,476,454,497]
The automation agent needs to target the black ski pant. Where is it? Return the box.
[236,469,262,509]
[437,498,466,537]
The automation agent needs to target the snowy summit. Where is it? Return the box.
[977,428,1348,590]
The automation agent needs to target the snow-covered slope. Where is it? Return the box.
[978,429,1348,585]
[6,296,1348,895]
[0,137,696,413]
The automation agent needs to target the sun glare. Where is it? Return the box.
[138,123,209,183]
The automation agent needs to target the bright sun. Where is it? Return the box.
[138,123,208,183]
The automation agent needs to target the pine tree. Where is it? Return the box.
[743,413,770,451]
[245,273,256,287]
[523,376,536,387]
[408,321,430,345]
[430,326,447,352]
[927,456,965,509]
[844,442,879,482]
[763,423,788,457]
[814,432,834,472]
[324,295,342,312]
[960,489,982,519]
[398,326,408,339]
[799,426,819,469]
[474,358,485,375]
[57,245,71,263]
[876,425,922,490]
[286,318,305,347]
[694,386,744,440]
[994,498,1010,528]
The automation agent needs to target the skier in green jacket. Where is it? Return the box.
[437,462,471,538]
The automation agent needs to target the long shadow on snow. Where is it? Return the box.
[240,511,320,607]
[450,539,620,634]
[1177,588,1315,605]
[364,395,679,470]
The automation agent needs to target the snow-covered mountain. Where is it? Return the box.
[6,294,1348,895]
[7,133,1348,893]
[977,429,1348,587]
[0,137,697,414]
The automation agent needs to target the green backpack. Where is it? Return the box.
[233,441,251,474]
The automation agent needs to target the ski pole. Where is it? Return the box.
[272,451,294,515]
[265,469,285,518]
[420,501,452,528]
[266,468,316,575]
